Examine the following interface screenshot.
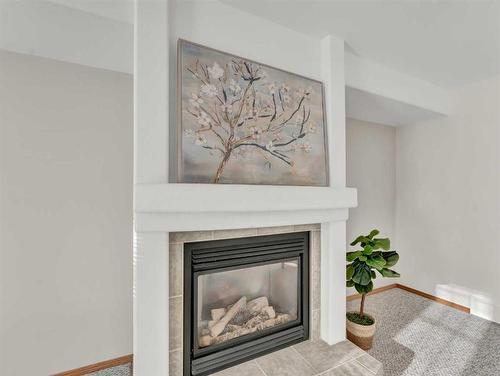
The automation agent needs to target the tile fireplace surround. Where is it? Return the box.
[169,225,318,375]
[166,225,383,376]
[154,224,382,376]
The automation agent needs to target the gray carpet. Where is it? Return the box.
[347,288,500,376]
[86,363,131,376]
[88,289,499,376]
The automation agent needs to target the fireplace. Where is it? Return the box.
[183,232,310,376]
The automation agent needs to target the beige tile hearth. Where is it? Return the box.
[293,340,365,374]
[354,353,384,374]
[255,347,315,376]
[211,340,383,376]
[323,360,375,376]
[212,360,266,376]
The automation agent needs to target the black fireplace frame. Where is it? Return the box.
[183,232,310,376]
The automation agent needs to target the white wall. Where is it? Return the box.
[346,118,397,292]
[0,51,133,375]
[396,75,500,322]
[345,77,500,323]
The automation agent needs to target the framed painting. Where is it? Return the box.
[177,39,329,186]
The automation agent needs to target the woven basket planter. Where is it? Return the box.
[346,312,376,350]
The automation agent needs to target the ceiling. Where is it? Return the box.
[345,87,444,127]
[223,0,500,88]
[4,0,496,126]
[44,0,500,88]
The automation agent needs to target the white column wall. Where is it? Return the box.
[134,1,170,375]
[133,232,169,375]
[320,34,347,344]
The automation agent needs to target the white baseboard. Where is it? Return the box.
[436,284,499,324]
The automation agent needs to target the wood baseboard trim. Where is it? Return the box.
[346,283,398,301]
[347,283,471,313]
[396,284,470,313]
[52,354,133,376]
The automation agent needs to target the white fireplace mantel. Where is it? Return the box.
[135,184,357,232]
[134,183,357,376]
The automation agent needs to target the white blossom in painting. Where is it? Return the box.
[180,41,328,185]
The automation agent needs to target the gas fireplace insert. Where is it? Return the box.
[183,232,310,375]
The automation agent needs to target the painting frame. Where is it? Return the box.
[177,39,330,186]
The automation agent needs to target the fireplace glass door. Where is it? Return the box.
[196,259,299,348]
[184,232,309,376]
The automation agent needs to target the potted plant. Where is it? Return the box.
[346,229,400,350]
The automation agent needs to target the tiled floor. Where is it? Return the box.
[212,340,383,376]
[83,340,382,376]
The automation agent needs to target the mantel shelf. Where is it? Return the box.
[135,184,357,232]
[135,184,357,213]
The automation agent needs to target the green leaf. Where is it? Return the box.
[352,264,372,285]
[373,238,390,250]
[346,251,362,262]
[365,255,386,270]
[367,229,380,239]
[358,255,367,262]
[346,264,355,280]
[362,244,373,255]
[382,251,399,267]
[379,268,401,278]
[346,280,355,287]
[350,236,371,246]
[354,281,374,294]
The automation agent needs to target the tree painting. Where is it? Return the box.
[179,40,328,186]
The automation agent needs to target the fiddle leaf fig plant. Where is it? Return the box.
[346,229,400,322]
